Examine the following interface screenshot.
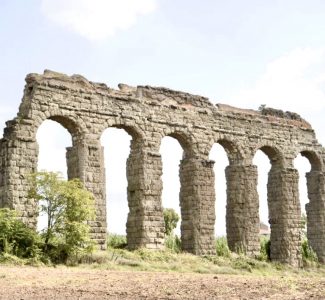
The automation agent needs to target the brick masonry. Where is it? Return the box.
[0,70,324,266]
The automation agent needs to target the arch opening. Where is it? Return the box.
[259,145,282,166]
[165,131,192,159]
[293,151,322,259]
[160,136,183,238]
[300,150,321,172]
[253,149,272,236]
[36,119,72,231]
[101,127,132,237]
[294,153,311,218]
[209,143,228,237]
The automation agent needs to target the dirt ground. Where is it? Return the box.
[0,266,324,299]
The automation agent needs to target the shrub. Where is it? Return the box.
[165,234,181,253]
[0,208,41,259]
[301,238,318,264]
[107,234,127,249]
[215,236,230,257]
[258,236,271,261]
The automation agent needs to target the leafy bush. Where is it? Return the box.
[163,208,179,236]
[301,238,318,265]
[165,234,181,253]
[0,208,41,259]
[107,234,127,249]
[215,236,230,257]
[258,236,271,261]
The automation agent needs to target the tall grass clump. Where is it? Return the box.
[165,234,181,253]
[215,236,230,257]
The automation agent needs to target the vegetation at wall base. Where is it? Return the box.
[0,171,96,265]
[301,238,318,266]
[0,177,322,274]
[0,208,42,260]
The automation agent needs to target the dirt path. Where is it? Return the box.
[0,266,324,299]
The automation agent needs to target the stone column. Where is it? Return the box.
[0,119,38,228]
[66,139,107,249]
[225,164,260,256]
[179,157,216,255]
[305,171,325,263]
[267,166,301,266]
[126,147,165,250]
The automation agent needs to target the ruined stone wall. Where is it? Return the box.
[0,70,324,265]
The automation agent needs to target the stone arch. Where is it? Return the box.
[159,129,214,254]
[299,149,322,172]
[253,143,301,265]
[34,114,86,181]
[252,143,284,167]
[160,128,195,158]
[99,121,145,152]
[100,122,144,141]
[207,137,245,237]
[37,109,85,134]
[99,121,145,248]
[32,110,87,148]
[159,130,191,250]
[209,138,260,255]
[208,136,244,165]
[208,142,229,239]
[294,148,325,262]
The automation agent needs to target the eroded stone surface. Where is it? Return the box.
[0,70,324,266]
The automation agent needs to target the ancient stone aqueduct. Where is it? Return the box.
[0,70,324,266]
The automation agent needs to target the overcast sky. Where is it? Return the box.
[1,0,325,236]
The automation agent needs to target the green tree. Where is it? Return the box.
[28,172,95,262]
[163,208,179,236]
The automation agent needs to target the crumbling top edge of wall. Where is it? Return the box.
[25,70,312,129]
[216,104,312,129]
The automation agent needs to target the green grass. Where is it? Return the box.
[2,233,324,278]
[78,247,325,277]
[78,237,325,277]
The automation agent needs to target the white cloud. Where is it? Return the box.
[233,47,325,114]
[41,0,157,41]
